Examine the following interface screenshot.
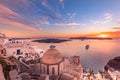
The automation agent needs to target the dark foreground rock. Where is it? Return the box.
[104,56,120,72]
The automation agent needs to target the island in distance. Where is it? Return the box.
[32,38,71,43]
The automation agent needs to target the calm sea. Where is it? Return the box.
[30,39,120,72]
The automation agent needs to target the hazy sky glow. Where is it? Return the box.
[0,0,120,38]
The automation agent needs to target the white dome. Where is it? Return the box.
[41,47,62,64]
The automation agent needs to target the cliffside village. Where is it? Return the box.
[0,33,120,80]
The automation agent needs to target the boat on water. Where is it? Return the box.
[85,44,89,50]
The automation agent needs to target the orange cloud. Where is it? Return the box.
[0,0,30,7]
[100,31,120,38]
[0,4,37,31]
[85,31,120,38]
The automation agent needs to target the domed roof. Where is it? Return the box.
[41,45,62,64]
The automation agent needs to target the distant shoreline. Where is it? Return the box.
[10,37,116,42]
[70,37,113,40]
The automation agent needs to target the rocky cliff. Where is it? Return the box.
[105,56,120,72]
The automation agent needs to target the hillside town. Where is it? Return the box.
[0,33,120,80]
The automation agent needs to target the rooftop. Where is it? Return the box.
[41,45,62,64]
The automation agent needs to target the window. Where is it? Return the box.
[1,50,3,54]
[52,67,55,75]
[16,49,20,55]
[43,66,45,74]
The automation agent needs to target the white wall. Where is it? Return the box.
[49,65,58,75]
[41,64,47,74]
[0,64,5,80]
[5,46,34,57]
[0,38,4,45]
[59,63,64,74]
[41,63,63,75]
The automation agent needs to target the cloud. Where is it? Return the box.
[58,0,64,9]
[90,20,100,24]
[112,27,120,30]
[0,0,30,7]
[90,13,113,24]
[40,0,62,20]
[41,0,52,11]
[67,13,76,19]
[104,13,112,20]
[0,4,19,18]
[55,22,81,27]
[67,13,76,23]
[0,4,38,31]
[102,13,113,23]
[116,19,120,24]
[1,0,60,21]
[54,12,80,28]
[35,20,50,25]
[40,11,60,20]
[39,20,49,25]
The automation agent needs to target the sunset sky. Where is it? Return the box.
[0,0,120,38]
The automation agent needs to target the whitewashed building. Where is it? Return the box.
[40,45,64,76]
[40,45,83,80]
[0,33,6,45]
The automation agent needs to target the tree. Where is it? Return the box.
[87,69,95,80]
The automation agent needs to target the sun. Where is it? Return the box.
[98,34,108,38]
